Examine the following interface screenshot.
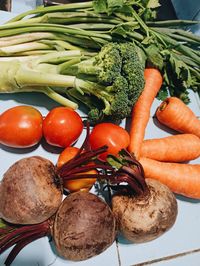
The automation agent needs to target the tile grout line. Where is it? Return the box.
[116,239,122,266]
[131,248,200,266]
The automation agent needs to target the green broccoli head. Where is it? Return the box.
[94,42,122,85]
[119,42,145,105]
[72,42,145,123]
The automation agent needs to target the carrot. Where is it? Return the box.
[140,157,200,199]
[141,134,200,162]
[156,97,200,137]
[128,68,163,159]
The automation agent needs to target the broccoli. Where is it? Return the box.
[66,42,145,123]
[0,42,144,123]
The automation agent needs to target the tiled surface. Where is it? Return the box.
[0,5,200,266]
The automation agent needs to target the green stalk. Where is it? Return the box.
[35,50,82,64]
[163,33,200,46]
[2,13,119,30]
[0,32,57,48]
[152,27,200,43]
[0,24,112,41]
[13,50,55,56]
[16,67,76,88]
[46,16,120,25]
[0,42,51,55]
[152,30,200,65]
[58,58,81,74]
[68,23,116,30]
[39,86,78,109]
[147,20,200,27]
[74,78,111,114]
[7,1,94,23]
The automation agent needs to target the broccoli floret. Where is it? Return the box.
[119,42,145,105]
[65,42,145,123]
[77,43,122,85]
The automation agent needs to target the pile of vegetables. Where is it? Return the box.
[0,0,200,265]
[0,0,199,120]
[0,132,178,265]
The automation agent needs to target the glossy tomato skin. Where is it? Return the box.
[43,107,83,148]
[89,123,130,161]
[0,106,43,148]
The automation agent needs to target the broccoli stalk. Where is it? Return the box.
[0,50,84,109]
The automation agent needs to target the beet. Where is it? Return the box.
[0,156,62,225]
[53,191,116,260]
[107,150,178,243]
[112,178,177,243]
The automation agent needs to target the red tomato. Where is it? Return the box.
[0,105,43,148]
[57,146,96,192]
[89,123,130,161]
[43,107,83,148]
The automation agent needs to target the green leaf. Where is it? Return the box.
[0,218,8,229]
[93,0,107,13]
[146,0,161,8]
[145,44,164,69]
[111,25,128,38]
[107,0,124,10]
[156,87,169,101]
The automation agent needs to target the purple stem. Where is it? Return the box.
[61,163,113,179]
[0,227,48,255]
[119,165,148,192]
[5,231,47,266]
[109,173,144,195]
[0,222,49,252]
[57,145,108,175]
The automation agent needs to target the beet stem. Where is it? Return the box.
[4,231,47,266]
[0,227,48,255]
[109,174,143,195]
[58,145,108,175]
[0,222,49,251]
[120,165,148,192]
[61,163,114,179]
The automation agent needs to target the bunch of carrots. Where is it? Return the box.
[128,68,200,200]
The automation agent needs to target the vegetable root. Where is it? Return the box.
[107,150,177,243]
[0,156,62,225]
[140,157,200,199]
[141,134,200,162]
[112,178,177,243]
[53,191,116,261]
[128,68,163,159]
[156,97,200,137]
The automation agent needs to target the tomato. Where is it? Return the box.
[89,122,130,161]
[0,105,43,148]
[43,107,83,148]
[57,146,96,192]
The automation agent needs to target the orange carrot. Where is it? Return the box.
[141,134,200,162]
[140,157,200,199]
[128,68,163,159]
[156,97,200,137]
